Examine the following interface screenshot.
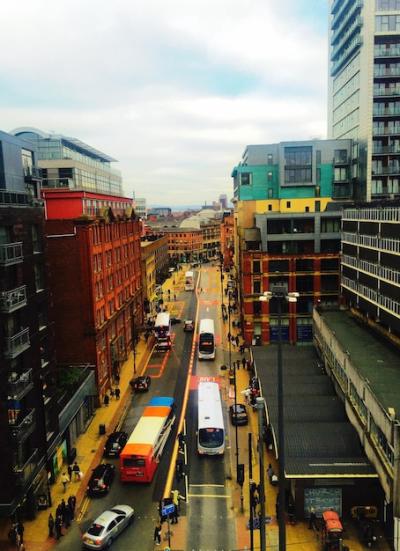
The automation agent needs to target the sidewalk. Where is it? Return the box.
[1,337,153,551]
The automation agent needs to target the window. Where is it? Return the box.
[286,201,291,208]
[253,300,262,315]
[267,171,273,181]
[315,186,320,197]
[268,188,273,198]
[334,149,347,163]
[315,201,321,212]
[376,14,400,32]
[31,225,41,253]
[316,168,321,183]
[316,150,321,165]
[253,280,261,294]
[268,204,272,211]
[241,173,251,186]
[284,146,312,166]
[253,260,261,274]
[267,153,273,165]
[34,264,45,291]
[305,206,310,212]
[376,0,400,12]
[334,167,348,181]
[321,218,340,232]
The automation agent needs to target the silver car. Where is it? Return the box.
[82,505,134,549]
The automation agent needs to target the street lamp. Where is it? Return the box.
[256,396,266,551]
[227,288,239,480]
[259,285,299,551]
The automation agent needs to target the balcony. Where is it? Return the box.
[375,46,400,58]
[331,1,362,43]
[333,184,353,199]
[373,145,400,154]
[374,68,400,78]
[23,166,41,182]
[373,108,400,117]
[373,127,400,136]
[343,206,400,222]
[0,286,27,313]
[4,328,30,359]
[7,369,34,400]
[0,242,23,266]
[331,36,362,76]
[9,409,36,442]
[372,166,400,175]
[13,449,40,487]
[374,88,400,98]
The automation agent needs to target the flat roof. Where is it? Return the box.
[252,346,376,478]
[320,310,400,416]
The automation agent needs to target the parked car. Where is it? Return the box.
[103,432,128,458]
[229,403,248,426]
[82,505,134,549]
[184,320,194,332]
[171,317,181,325]
[87,463,115,497]
[130,375,151,392]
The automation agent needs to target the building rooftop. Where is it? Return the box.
[252,345,376,478]
[319,309,400,416]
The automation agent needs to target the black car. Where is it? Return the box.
[87,463,115,496]
[229,403,249,426]
[103,431,128,458]
[170,317,181,325]
[130,375,151,392]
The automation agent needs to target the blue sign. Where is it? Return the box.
[162,503,175,517]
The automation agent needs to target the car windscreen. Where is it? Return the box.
[198,428,224,448]
[87,523,105,536]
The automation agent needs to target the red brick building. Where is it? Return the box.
[220,212,234,268]
[146,227,202,262]
[46,212,142,397]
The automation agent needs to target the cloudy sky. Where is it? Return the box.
[0,0,329,207]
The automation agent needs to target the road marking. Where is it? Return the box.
[190,484,225,488]
[77,496,90,522]
[188,493,230,499]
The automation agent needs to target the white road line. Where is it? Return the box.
[189,484,225,488]
[188,493,229,499]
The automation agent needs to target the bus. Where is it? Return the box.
[154,312,171,350]
[197,381,225,455]
[120,397,175,482]
[184,271,194,291]
[198,318,215,360]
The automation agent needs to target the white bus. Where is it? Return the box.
[184,271,194,291]
[197,381,225,455]
[198,318,215,360]
[154,312,171,350]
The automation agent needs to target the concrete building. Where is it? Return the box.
[133,196,147,219]
[0,131,60,519]
[328,0,400,202]
[12,127,123,197]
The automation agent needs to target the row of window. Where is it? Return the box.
[376,15,400,32]
[91,223,140,246]
[376,0,400,9]
[92,247,140,273]
[95,287,134,327]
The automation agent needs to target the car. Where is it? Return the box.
[229,403,248,426]
[183,320,194,332]
[130,375,151,392]
[170,317,181,325]
[82,505,134,549]
[103,431,128,458]
[87,463,115,497]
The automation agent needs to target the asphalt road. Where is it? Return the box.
[185,266,236,551]
[54,269,198,551]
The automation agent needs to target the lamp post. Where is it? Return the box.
[256,396,266,551]
[131,300,137,374]
[228,289,239,478]
[259,286,299,551]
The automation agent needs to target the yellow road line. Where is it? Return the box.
[77,496,90,522]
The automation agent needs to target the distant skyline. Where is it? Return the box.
[0,0,328,206]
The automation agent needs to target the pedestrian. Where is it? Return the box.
[56,504,62,519]
[67,464,73,482]
[110,388,115,399]
[68,495,76,518]
[55,515,63,539]
[153,523,162,545]
[242,357,246,369]
[171,488,181,512]
[16,522,24,544]
[235,335,239,347]
[251,491,259,516]
[72,462,81,481]
[60,499,66,521]
[104,393,110,407]
[64,503,71,528]
[115,373,120,385]
[173,293,176,301]
[48,513,55,538]
[115,387,120,400]
[8,524,17,545]
[171,504,179,524]
[267,463,274,481]
[309,507,318,530]
[61,472,69,493]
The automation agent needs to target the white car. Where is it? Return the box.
[82,505,134,549]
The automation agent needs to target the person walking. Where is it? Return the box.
[153,523,162,545]
[16,522,24,544]
[64,502,71,528]
[242,357,246,370]
[55,515,63,539]
[72,462,81,481]
[60,499,66,523]
[171,504,178,524]
[67,464,73,482]
[110,388,115,400]
[115,387,120,400]
[48,513,55,538]
[68,495,76,518]
[104,393,110,407]
[61,472,69,493]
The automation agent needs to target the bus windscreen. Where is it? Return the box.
[198,428,224,448]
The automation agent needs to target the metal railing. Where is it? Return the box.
[7,368,34,399]
[342,255,400,286]
[0,242,23,266]
[13,449,39,487]
[342,231,400,253]
[342,277,400,315]
[9,409,36,441]
[4,328,30,359]
[0,286,27,313]
[343,206,400,221]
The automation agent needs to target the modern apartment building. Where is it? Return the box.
[341,201,400,341]
[0,131,58,518]
[12,127,123,197]
[133,196,147,219]
[328,0,400,202]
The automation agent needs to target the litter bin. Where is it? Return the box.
[99,423,106,435]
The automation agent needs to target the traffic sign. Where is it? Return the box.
[162,503,175,517]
